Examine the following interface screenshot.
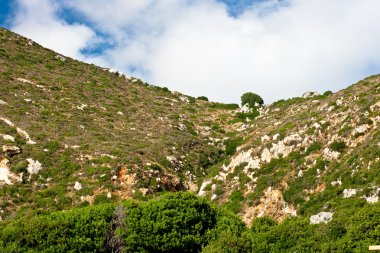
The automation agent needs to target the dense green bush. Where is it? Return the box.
[0,204,115,252]
[197,96,209,101]
[329,141,347,152]
[119,192,218,253]
[224,137,244,156]
[241,92,264,108]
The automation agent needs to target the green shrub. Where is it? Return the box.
[0,204,115,252]
[209,103,239,110]
[197,96,209,101]
[329,141,346,153]
[119,192,218,253]
[241,92,264,108]
[224,137,243,156]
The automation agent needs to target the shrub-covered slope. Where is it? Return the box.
[0,27,240,217]
[0,27,380,252]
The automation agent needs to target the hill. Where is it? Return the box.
[0,27,380,252]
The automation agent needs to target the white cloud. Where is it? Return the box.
[10,0,380,103]
[11,0,96,59]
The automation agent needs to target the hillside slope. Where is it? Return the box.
[0,27,241,217]
[0,26,380,237]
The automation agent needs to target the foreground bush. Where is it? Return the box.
[117,192,217,253]
[0,204,114,252]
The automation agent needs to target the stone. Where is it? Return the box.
[261,148,272,163]
[354,125,367,134]
[74,181,82,191]
[310,212,333,224]
[283,134,302,145]
[198,179,211,197]
[2,145,22,157]
[323,148,340,160]
[273,134,280,141]
[342,188,357,198]
[240,103,252,113]
[0,158,12,184]
[270,141,294,158]
[2,134,15,142]
[16,78,34,84]
[261,135,270,142]
[26,158,42,175]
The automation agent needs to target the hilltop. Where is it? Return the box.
[0,27,379,252]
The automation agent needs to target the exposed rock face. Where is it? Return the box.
[242,187,297,226]
[261,148,272,163]
[26,158,42,175]
[310,212,333,224]
[323,148,340,160]
[283,134,302,145]
[270,141,294,158]
[2,145,22,157]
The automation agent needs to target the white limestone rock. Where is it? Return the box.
[16,78,34,85]
[343,188,357,198]
[240,103,252,113]
[26,158,42,175]
[0,158,12,184]
[261,135,270,142]
[270,141,294,158]
[310,212,333,224]
[353,125,368,135]
[2,134,15,142]
[198,180,211,197]
[261,148,272,163]
[74,181,82,191]
[323,148,340,160]
[283,134,302,145]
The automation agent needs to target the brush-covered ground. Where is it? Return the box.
[0,27,379,252]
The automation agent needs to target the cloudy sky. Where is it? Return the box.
[1,0,380,104]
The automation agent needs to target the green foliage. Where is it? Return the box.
[329,141,347,152]
[119,192,218,253]
[197,96,209,101]
[241,92,264,108]
[0,204,114,252]
[208,103,239,110]
[224,137,244,156]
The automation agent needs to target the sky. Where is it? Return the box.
[1,0,380,104]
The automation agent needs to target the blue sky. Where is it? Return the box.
[2,0,380,104]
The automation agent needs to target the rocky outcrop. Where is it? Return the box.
[242,187,297,226]
[310,212,333,224]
